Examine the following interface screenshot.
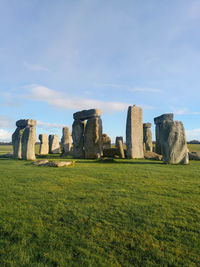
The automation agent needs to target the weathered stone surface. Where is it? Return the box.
[12,127,25,159]
[49,135,60,154]
[188,152,200,160]
[102,133,111,149]
[143,123,153,152]
[126,105,144,158]
[115,136,123,149]
[84,117,103,159]
[16,119,36,127]
[154,113,174,154]
[39,134,49,155]
[32,160,49,166]
[61,127,72,154]
[144,151,162,161]
[154,114,174,125]
[103,148,121,157]
[160,120,189,164]
[72,120,85,158]
[21,126,36,160]
[32,160,75,167]
[73,109,102,121]
[117,139,125,158]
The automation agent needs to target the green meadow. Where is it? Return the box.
[0,145,200,266]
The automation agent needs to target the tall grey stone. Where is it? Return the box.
[72,120,85,158]
[49,135,60,154]
[12,119,36,160]
[126,105,144,158]
[102,133,111,149]
[39,134,49,155]
[143,123,152,152]
[22,125,36,160]
[84,117,103,159]
[160,120,189,164]
[12,127,25,159]
[117,139,125,158]
[154,113,174,154]
[61,127,72,154]
[115,136,123,149]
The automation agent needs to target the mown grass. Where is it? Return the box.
[0,145,200,266]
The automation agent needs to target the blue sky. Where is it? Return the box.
[0,0,200,142]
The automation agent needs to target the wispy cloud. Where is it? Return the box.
[172,107,200,115]
[128,87,162,93]
[27,85,156,112]
[95,83,162,94]
[24,61,49,72]
[186,128,200,141]
[27,85,130,112]
[0,115,14,128]
[0,129,12,142]
[37,121,68,129]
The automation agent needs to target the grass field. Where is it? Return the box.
[0,145,200,266]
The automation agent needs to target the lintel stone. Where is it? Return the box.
[73,109,102,121]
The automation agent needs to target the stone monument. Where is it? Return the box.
[12,119,36,160]
[143,123,152,152]
[39,134,49,155]
[126,105,144,158]
[154,113,174,154]
[49,135,60,154]
[61,127,72,154]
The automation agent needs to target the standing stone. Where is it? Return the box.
[73,109,102,121]
[61,127,72,154]
[143,123,152,152]
[49,135,60,154]
[126,105,144,158]
[12,119,36,160]
[154,113,174,154]
[116,139,125,158]
[72,120,85,158]
[39,134,49,155]
[160,120,189,164]
[115,136,123,149]
[102,133,111,149]
[84,117,103,159]
[22,125,36,160]
[12,127,25,159]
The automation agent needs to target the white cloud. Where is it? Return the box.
[24,61,49,72]
[37,121,68,129]
[0,129,12,142]
[0,115,14,128]
[186,128,200,141]
[172,108,200,115]
[129,87,161,93]
[27,85,132,112]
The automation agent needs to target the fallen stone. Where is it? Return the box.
[144,151,162,161]
[73,109,102,121]
[0,153,13,158]
[188,152,200,160]
[32,160,49,166]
